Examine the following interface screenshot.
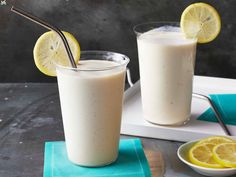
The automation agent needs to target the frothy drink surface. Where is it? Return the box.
[137,26,197,125]
[57,60,126,166]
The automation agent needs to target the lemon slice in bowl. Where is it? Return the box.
[180,2,221,43]
[189,143,224,168]
[213,143,236,168]
[33,31,80,76]
[196,136,234,146]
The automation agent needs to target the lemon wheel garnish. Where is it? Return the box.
[196,136,234,146]
[213,143,236,168]
[180,2,221,43]
[189,143,224,168]
[33,31,80,76]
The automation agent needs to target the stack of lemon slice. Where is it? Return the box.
[189,136,236,168]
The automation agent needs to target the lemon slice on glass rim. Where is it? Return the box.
[33,31,80,76]
[180,2,221,43]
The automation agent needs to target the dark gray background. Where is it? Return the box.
[0,0,236,82]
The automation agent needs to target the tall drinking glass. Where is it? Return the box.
[56,51,129,166]
[134,22,197,125]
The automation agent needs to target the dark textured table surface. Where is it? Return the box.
[0,83,223,177]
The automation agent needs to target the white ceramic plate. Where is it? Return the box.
[177,139,236,177]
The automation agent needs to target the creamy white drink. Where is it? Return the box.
[56,53,128,166]
[136,25,197,125]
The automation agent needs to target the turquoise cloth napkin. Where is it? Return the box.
[198,94,236,125]
[43,138,151,177]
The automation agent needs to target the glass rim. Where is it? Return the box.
[56,50,130,72]
[133,21,180,36]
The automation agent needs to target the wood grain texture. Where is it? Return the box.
[144,148,164,177]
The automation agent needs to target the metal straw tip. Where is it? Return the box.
[10,5,77,68]
[11,6,19,12]
[10,5,17,12]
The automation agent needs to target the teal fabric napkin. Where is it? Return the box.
[43,138,151,177]
[198,94,236,125]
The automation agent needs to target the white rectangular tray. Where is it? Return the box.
[121,76,236,142]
